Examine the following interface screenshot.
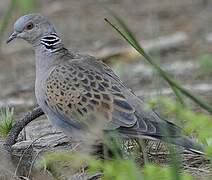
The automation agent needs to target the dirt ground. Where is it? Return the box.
[0,0,212,179]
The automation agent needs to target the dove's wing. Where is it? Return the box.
[44,56,138,131]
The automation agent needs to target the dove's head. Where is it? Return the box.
[7,13,56,44]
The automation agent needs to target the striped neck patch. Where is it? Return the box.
[41,33,62,52]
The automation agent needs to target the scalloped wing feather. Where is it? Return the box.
[44,60,137,130]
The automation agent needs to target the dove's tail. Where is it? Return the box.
[165,136,204,155]
[118,112,204,155]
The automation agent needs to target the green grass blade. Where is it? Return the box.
[105,16,212,114]
[0,107,14,138]
[104,17,184,104]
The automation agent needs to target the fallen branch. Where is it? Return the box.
[4,106,44,153]
[89,32,188,60]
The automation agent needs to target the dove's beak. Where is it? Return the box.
[6,31,18,43]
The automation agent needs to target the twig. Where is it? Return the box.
[27,150,42,178]
[87,172,103,180]
[14,134,46,176]
[4,106,44,153]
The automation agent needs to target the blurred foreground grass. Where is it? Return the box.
[37,97,211,179]
[38,151,193,180]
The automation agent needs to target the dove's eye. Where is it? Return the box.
[25,22,34,30]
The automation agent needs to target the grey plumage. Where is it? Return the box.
[7,13,204,154]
